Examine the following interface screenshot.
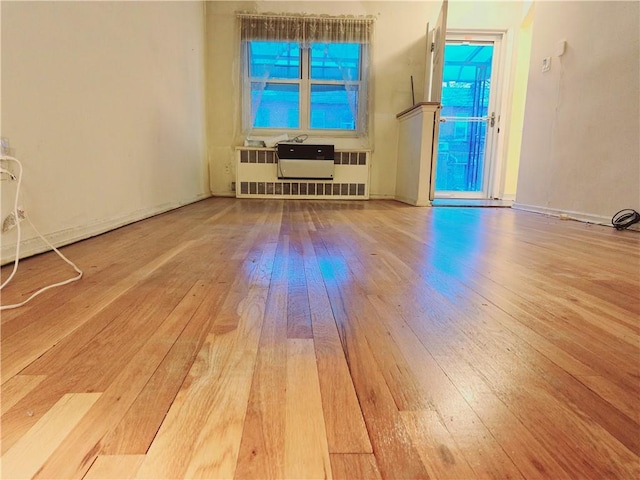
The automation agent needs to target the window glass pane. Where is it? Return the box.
[252,83,299,128]
[436,43,493,192]
[440,44,493,117]
[310,43,360,81]
[249,41,300,79]
[310,84,357,130]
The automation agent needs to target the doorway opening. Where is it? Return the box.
[434,33,503,199]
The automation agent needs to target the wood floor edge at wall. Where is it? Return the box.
[1,198,638,480]
[0,192,213,266]
[511,202,634,230]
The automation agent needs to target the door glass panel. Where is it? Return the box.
[436,43,493,194]
[436,120,487,191]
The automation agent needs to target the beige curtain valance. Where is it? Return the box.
[238,13,375,44]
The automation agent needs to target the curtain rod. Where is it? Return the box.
[236,12,376,22]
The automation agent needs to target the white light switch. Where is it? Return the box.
[542,56,551,72]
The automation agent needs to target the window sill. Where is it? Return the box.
[244,130,370,150]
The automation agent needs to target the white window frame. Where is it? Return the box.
[243,41,368,137]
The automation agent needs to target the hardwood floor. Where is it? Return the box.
[1,198,638,479]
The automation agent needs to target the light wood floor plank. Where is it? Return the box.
[310,230,431,479]
[31,273,230,478]
[1,392,101,480]
[300,227,372,455]
[2,258,200,454]
[234,230,289,479]
[83,455,145,480]
[437,350,639,479]
[0,375,46,415]
[135,243,277,479]
[284,339,332,479]
[1,240,197,383]
[98,279,218,454]
[329,453,382,480]
[233,284,288,479]
[401,410,477,480]
[285,205,314,339]
[363,296,527,480]
[388,287,638,477]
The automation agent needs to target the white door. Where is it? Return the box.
[424,0,448,103]
[434,32,503,199]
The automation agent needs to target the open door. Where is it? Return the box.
[424,0,448,103]
[424,0,448,200]
[423,21,431,101]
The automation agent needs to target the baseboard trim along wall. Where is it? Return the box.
[370,193,397,201]
[1,193,211,265]
[512,202,637,229]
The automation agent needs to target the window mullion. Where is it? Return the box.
[249,78,300,85]
[300,46,310,131]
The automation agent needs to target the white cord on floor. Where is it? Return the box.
[0,155,83,310]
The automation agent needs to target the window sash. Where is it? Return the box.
[243,41,368,134]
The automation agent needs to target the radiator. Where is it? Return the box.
[236,148,370,199]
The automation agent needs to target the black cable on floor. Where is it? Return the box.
[612,209,640,230]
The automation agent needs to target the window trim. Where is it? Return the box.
[242,41,368,137]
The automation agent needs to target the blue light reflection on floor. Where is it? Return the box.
[315,249,351,286]
[421,208,486,297]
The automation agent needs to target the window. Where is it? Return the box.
[309,43,361,130]
[249,42,300,129]
[239,14,373,135]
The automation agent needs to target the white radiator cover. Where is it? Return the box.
[236,148,370,200]
[278,158,335,180]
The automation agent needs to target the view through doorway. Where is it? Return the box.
[434,33,503,199]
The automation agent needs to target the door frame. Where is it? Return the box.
[435,29,507,199]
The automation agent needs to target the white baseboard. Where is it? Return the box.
[369,193,396,200]
[393,195,431,207]
[511,202,634,229]
[1,193,212,265]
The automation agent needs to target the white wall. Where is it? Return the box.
[1,1,209,263]
[503,3,533,198]
[205,0,526,199]
[206,0,441,198]
[515,1,640,223]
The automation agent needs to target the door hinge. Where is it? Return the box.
[431,42,435,53]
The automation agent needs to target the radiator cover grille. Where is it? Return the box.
[240,181,366,197]
[236,148,369,199]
